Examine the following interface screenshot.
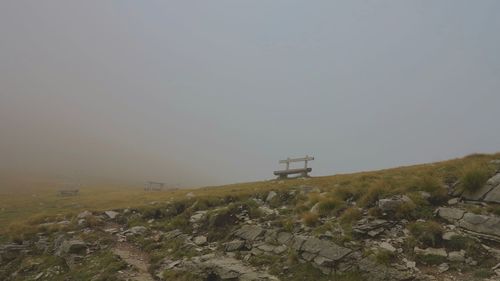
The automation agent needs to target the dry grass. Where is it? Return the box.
[0,152,498,237]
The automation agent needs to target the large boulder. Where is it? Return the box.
[459,213,500,238]
[462,173,500,202]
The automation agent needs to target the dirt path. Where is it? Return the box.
[112,242,155,281]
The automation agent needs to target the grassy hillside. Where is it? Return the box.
[1,152,499,238]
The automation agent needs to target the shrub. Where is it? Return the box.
[302,212,319,227]
[374,249,397,265]
[462,166,490,192]
[408,221,443,247]
[358,181,390,207]
[316,197,345,217]
[340,207,362,224]
[409,176,448,206]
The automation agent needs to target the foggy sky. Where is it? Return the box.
[1,1,500,186]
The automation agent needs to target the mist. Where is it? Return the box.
[1,1,500,187]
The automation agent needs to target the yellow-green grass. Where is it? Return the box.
[1,152,499,237]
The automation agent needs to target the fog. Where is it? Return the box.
[1,1,500,187]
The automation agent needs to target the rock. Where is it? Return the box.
[447,198,459,205]
[224,240,247,252]
[462,173,500,201]
[164,229,184,240]
[378,195,413,212]
[234,225,265,241]
[188,256,279,280]
[190,211,207,224]
[310,202,320,214]
[0,244,30,262]
[353,218,394,237]
[358,257,415,281]
[193,236,207,246]
[258,206,278,216]
[414,247,447,257]
[77,210,92,219]
[448,250,466,262]
[483,174,500,203]
[266,191,277,202]
[125,226,147,236]
[277,232,293,244]
[379,242,396,252]
[438,263,449,273]
[56,240,87,256]
[104,210,119,219]
[442,231,459,241]
[459,212,500,238]
[186,192,195,198]
[437,207,465,221]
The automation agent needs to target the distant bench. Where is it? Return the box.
[273,156,314,179]
[57,189,79,196]
[145,181,165,191]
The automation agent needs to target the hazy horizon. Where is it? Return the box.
[1,1,500,187]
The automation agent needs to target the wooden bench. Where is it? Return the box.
[145,181,165,191]
[273,156,314,179]
[57,189,79,196]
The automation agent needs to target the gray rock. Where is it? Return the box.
[353,218,394,237]
[447,198,459,205]
[378,195,413,212]
[266,191,277,202]
[190,211,207,224]
[104,210,119,219]
[310,202,320,214]
[437,207,465,221]
[193,236,207,246]
[459,213,500,238]
[448,250,466,262]
[164,229,183,240]
[77,210,92,219]
[438,263,449,273]
[358,257,415,281]
[224,240,246,252]
[125,226,147,235]
[483,174,500,203]
[462,173,500,201]
[56,240,87,256]
[234,225,265,241]
[277,232,293,244]
[414,247,447,257]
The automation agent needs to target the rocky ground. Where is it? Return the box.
[2,159,500,280]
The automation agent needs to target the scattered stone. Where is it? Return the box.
[448,250,466,262]
[124,226,147,236]
[266,191,277,202]
[438,263,449,273]
[437,207,465,221]
[193,236,207,246]
[190,211,207,224]
[104,210,119,220]
[77,210,92,219]
[258,206,278,216]
[234,225,265,241]
[378,195,413,212]
[379,241,396,252]
[56,240,87,256]
[447,198,459,205]
[414,247,447,257]
[224,240,247,252]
